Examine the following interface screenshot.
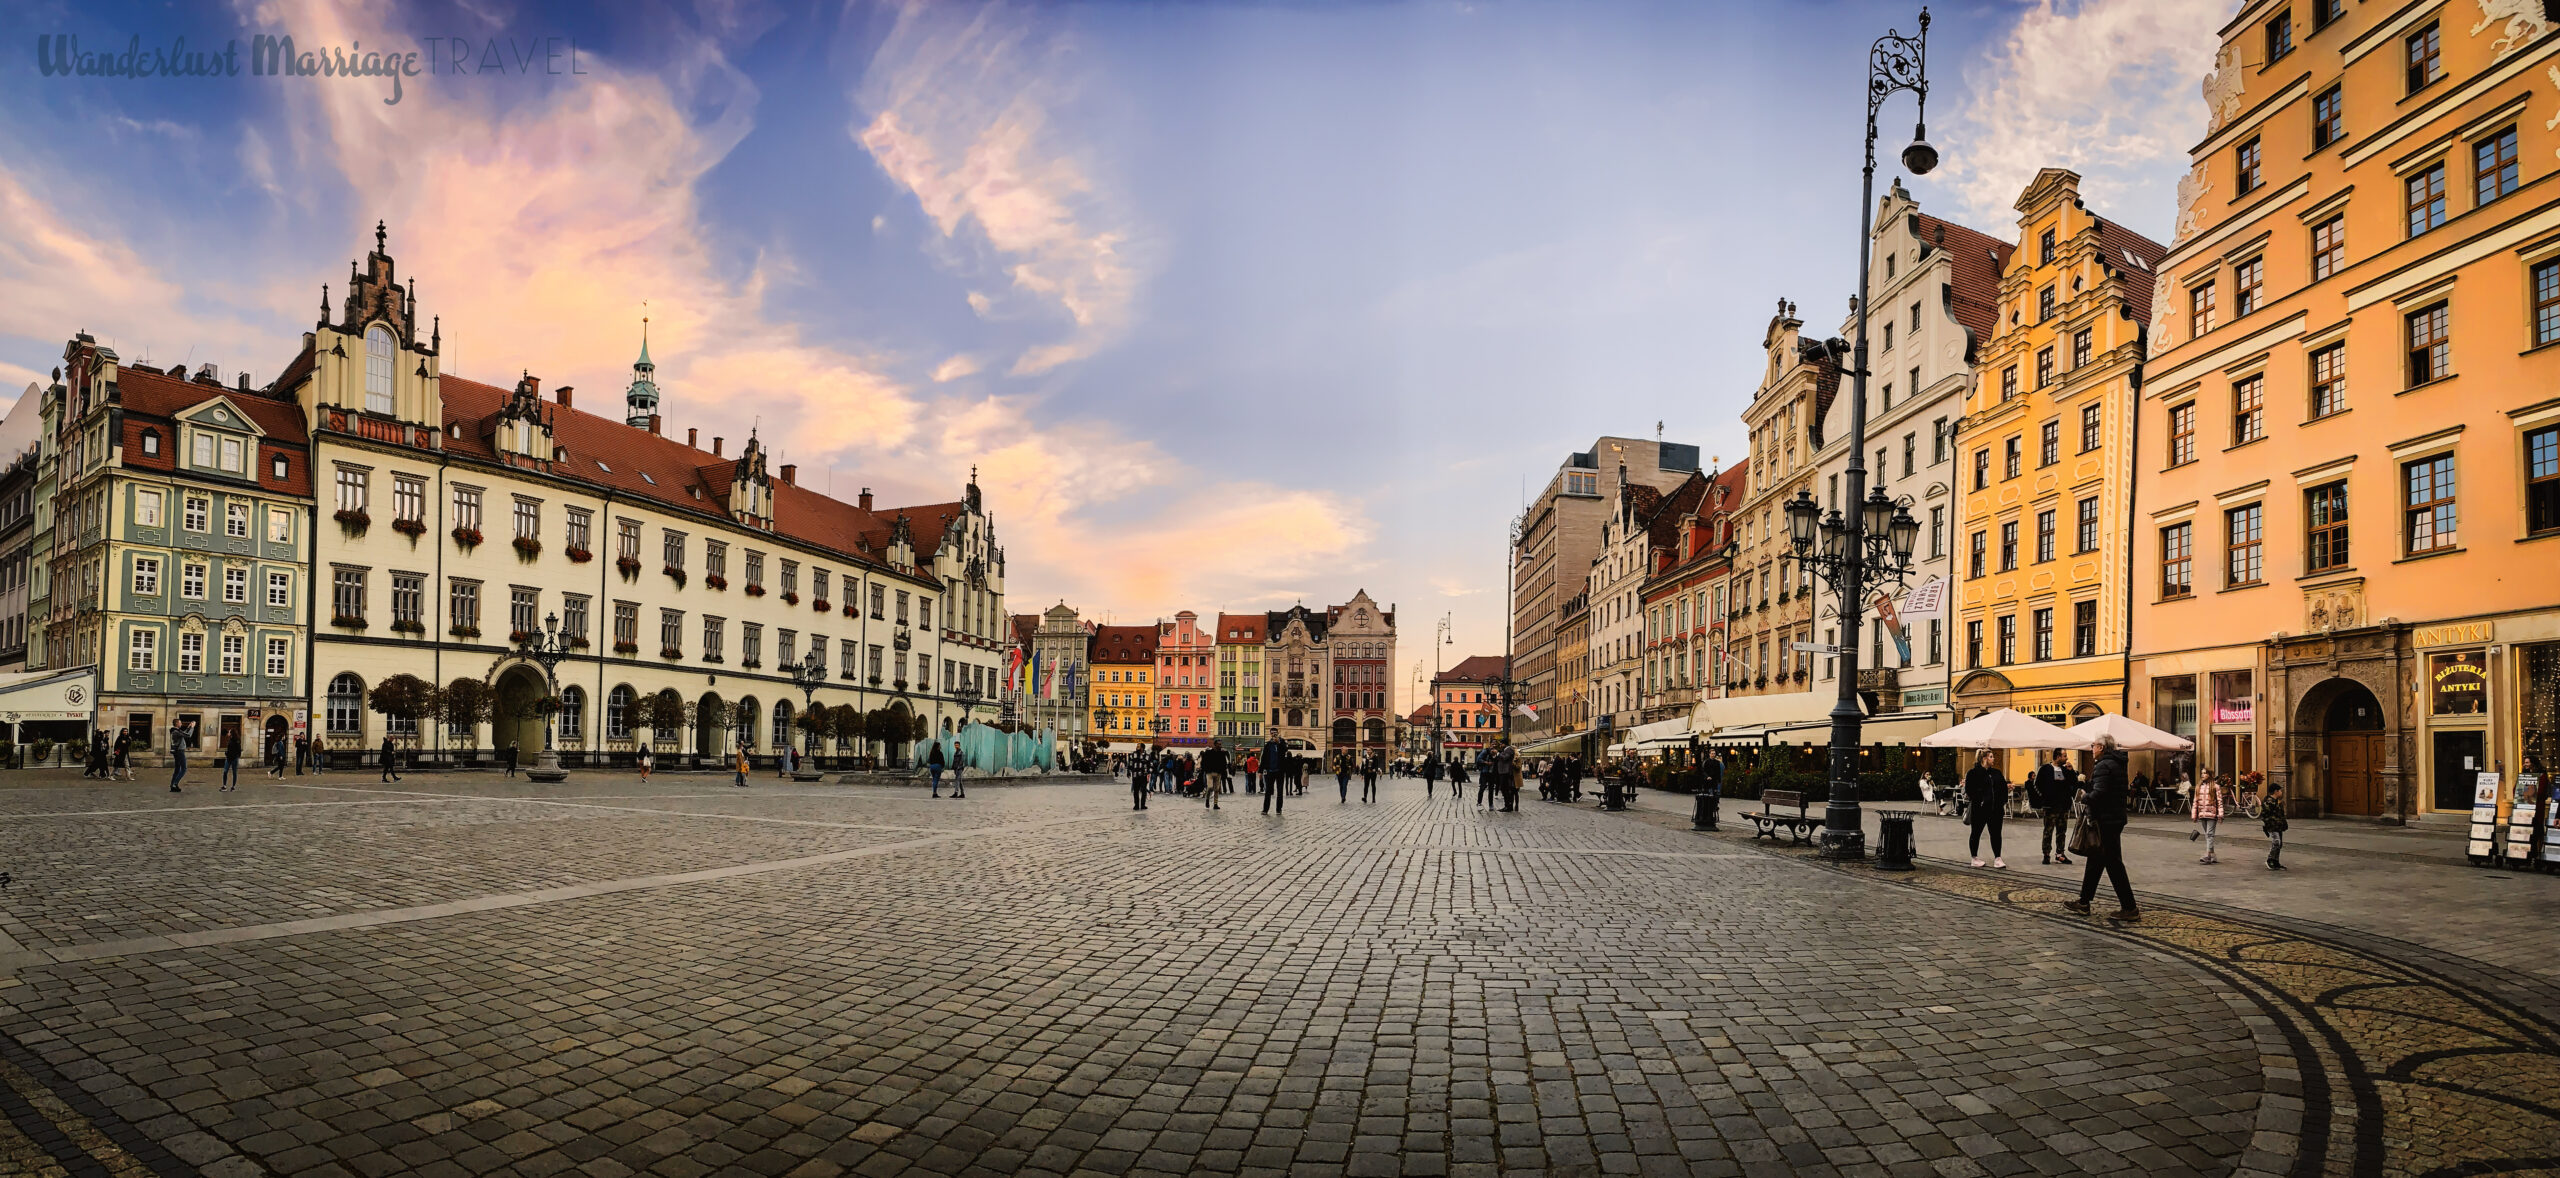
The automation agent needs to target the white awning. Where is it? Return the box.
[0,669,95,722]
[1763,710,1948,747]
[1694,689,1835,736]
[1626,717,1693,748]
[1515,730,1589,756]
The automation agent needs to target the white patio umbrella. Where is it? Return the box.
[1918,707,2076,749]
[2058,712,2194,751]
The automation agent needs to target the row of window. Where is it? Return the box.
[1964,601,2101,667]
[127,629,292,678]
[133,490,295,543]
[1972,405,2107,490]
[129,559,291,607]
[1966,498,2105,576]
[131,428,294,483]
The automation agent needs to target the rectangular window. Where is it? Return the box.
[660,609,683,655]
[2533,261,2560,348]
[332,569,364,620]
[510,587,538,638]
[781,560,800,596]
[1966,620,1983,668]
[779,631,798,666]
[841,639,857,677]
[2035,510,2056,563]
[2003,437,2022,480]
[2080,404,2102,452]
[614,602,639,648]
[179,631,203,674]
[2036,347,2055,387]
[452,486,482,533]
[2478,127,2521,205]
[2312,86,2343,149]
[2405,454,2457,553]
[135,489,162,527]
[265,636,288,678]
[2189,282,2216,337]
[705,541,727,579]
[1999,521,2018,571]
[2236,137,2263,193]
[392,573,422,626]
[513,499,539,541]
[2038,285,2056,321]
[2407,302,2449,385]
[1972,448,1990,490]
[223,566,247,604]
[1996,614,2017,665]
[2265,10,2291,59]
[1929,506,1944,557]
[184,495,209,532]
[2039,420,2060,467]
[2407,163,2448,236]
[1933,418,1950,463]
[220,634,244,677]
[131,557,160,596]
[2073,601,2098,658]
[2001,366,2018,400]
[2406,22,2441,92]
[2168,402,2197,466]
[267,570,290,608]
[662,530,685,570]
[192,433,213,468]
[2069,497,2096,553]
[1969,530,1986,578]
[2226,504,2265,586]
[745,550,766,588]
[702,616,724,662]
[451,582,479,632]
[2306,481,2351,571]
[616,518,641,562]
[2310,343,2347,418]
[2039,228,2056,265]
[267,507,290,543]
[1902,433,1916,477]
[742,623,763,667]
[2312,215,2344,281]
[563,595,589,642]
[393,474,423,523]
[2527,425,2560,534]
[2234,256,2263,316]
[2314,0,2344,28]
[2032,608,2054,661]
[2162,523,2193,599]
[870,584,886,618]
[226,502,249,538]
[2232,375,2264,444]
[2072,328,2092,368]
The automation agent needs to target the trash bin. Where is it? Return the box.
[1692,790,1718,831]
[1876,811,1916,871]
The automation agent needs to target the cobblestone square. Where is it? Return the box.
[0,773,2551,1177]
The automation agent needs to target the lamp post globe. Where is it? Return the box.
[1901,132,1938,176]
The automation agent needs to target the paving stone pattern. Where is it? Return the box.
[4,775,2283,1176]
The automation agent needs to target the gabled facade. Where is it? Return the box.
[1509,437,1698,746]
[1431,654,1508,754]
[1322,590,1396,752]
[1212,612,1267,743]
[1154,610,1213,747]
[1726,300,1842,702]
[1639,461,1748,724]
[1264,604,1331,751]
[1087,624,1157,744]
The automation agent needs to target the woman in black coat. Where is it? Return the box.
[1962,751,2009,868]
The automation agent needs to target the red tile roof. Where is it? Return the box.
[114,366,314,497]
[1215,612,1266,643]
[1089,624,1158,664]
[1913,213,2016,347]
[1408,704,1437,723]
[1435,655,1508,685]
[2093,218,2169,325]
[1010,614,1040,645]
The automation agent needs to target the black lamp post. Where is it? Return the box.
[516,611,573,783]
[787,648,826,777]
[1788,7,1936,861]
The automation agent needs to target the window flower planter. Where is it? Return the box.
[450,625,482,639]
[663,565,687,588]
[868,675,883,686]
[660,646,684,660]
[331,614,368,629]
[512,536,541,558]
[745,584,766,596]
[704,573,728,590]
[391,517,427,539]
[842,603,857,617]
[567,636,590,648]
[333,508,370,530]
[510,630,532,644]
[451,527,484,548]
[703,654,724,664]
[613,640,639,655]
[566,547,593,563]
[812,599,830,612]
[617,556,642,578]
[391,619,424,634]
[781,591,800,605]
[740,659,761,669]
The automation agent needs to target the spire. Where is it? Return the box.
[636,314,652,371]
[624,313,661,428]
[374,219,387,255]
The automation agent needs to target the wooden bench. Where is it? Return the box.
[1744,789,1820,845]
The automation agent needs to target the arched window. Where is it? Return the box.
[605,685,633,739]
[326,673,363,735]
[735,698,759,749]
[558,685,586,742]
[772,699,794,749]
[364,326,396,415]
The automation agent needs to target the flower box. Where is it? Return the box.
[450,625,482,639]
[744,583,767,596]
[392,517,427,538]
[613,640,639,655]
[781,591,800,605]
[740,659,761,670]
[331,614,368,629]
[812,599,830,612]
[333,508,371,529]
[660,646,684,660]
[510,630,531,644]
[567,636,590,648]
[392,619,425,634]
[663,565,687,588]
[617,556,642,577]
[512,536,541,557]
[702,654,724,664]
[704,573,728,590]
[842,603,858,617]
[451,526,484,548]
[566,547,593,563]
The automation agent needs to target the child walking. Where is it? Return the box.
[2262,782,2289,870]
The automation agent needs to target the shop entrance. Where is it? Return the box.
[2432,729,2485,812]
[2322,683,2385,817]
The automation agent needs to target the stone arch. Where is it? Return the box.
[735,696,761,751]
[696,692,728,757]
[1331,717,1355,747]
[1951,669,2015,718]
[492,662,549,758]
[2294,676,2392,817]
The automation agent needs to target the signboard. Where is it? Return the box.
[2544,789,2560,867]
[2467,772,2502,863]
[1901,576,1948,616]
[2431,651,2489,715]
[1899,687,1946,708]
[2504,774,2543,868]
[0,670,97,722]
[1792,641,1842,655]
[2017,703,2071,720]
[2416,621,2494,648]
[1871,593,1912,665]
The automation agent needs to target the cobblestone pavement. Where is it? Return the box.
[0,773,2538,1177]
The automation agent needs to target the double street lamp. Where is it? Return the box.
[1787,6,1938,861]
[515,611,573,783]
[787,648,826,775]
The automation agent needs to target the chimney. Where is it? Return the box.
[712,436,724,456]
[858,488,873,511]
[556,385,573,408]
[647,413,661,435]
[687,427,698,448]
[236,373,250,392]
[780,464,797,486]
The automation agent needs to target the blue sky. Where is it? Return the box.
[0,0,2225,705]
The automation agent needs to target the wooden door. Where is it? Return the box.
[2328,732,2379,816]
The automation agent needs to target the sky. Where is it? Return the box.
[0,0,2229,710]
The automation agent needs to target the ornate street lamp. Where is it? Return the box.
[1784,5,1937,861]
[515,611,572,783]
[787,647,826,778]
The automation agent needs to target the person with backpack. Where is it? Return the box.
[2262,781,2290,871]
[1963,751,2009,869]
[2190,771,2228,865]
[2033,750,2080,866]
[926,739,947,797]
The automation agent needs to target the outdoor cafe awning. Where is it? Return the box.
[0,669,95,723]
[1762,710,1947,747]
[1514,730,1589,757]
[1625,717,1693,749]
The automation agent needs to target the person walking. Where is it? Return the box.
[950,746,968,799]
[1361,753,1379,804]
[637,747,652,783]
[2190,771,2228,865]
[1336,752,1352,803]
[1202,745,1228,809]
[1241,749,1259,794]
[926,739,946,798]
[379,734,403,782]
[219,729,242,791]
[113,731,135,781]
[2262,781,2289,871]
[2033,750,2079,866]
[268,730,289,778]
[1130,749,1150,810]
[503,740,520,780]
[733,740,750,788]
[1259,734,1290,815]
[294,733,309,775]
[1422,754,1441,800]
[167,721,191,793]
[2063,735,2139,923]
[1963,751,2008,868]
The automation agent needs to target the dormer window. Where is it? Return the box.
[272,454,288,480]
[364,325,396,415]
[140,430,160,456]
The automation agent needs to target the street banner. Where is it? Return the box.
[1514,702,1539,720]
[1871,592,1912,665]
[1901,576,1948,617]
[2467,772,2502,864]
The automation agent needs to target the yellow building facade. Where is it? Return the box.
[1087,624,1156,747]
[2132,1,2560,821]
[1953,170,2166,772]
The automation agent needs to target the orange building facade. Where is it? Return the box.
[2132,1,2560,821]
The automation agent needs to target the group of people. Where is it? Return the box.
[1117,743,1331,812]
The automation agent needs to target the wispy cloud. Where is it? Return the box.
[853,2,1142,375]
[1936,0,2228,237]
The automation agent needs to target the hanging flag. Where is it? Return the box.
[1902,575,1948,617]
[1007,646,1025,694]
[1514,702,1539,720]
[1872,591,1913,665]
